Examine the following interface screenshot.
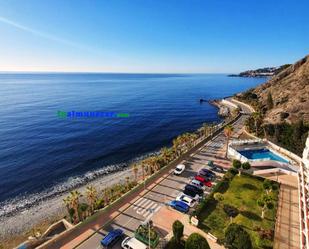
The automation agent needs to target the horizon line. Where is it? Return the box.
[0,70,235,75]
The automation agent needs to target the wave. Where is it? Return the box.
[0,150,160,218]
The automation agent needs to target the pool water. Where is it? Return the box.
[238,148,289,163]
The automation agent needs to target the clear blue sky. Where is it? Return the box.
[0,0,308,73]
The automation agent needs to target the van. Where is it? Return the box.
[121,237,149,249]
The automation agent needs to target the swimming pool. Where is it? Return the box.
[238,148,289,163]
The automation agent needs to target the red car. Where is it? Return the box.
[195,175,212,187]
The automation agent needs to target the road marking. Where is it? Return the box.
[139,201,157,215]
[133,198,149,210]
[144,204,161,219]
[136,199,152,213]
[143,203,158,217]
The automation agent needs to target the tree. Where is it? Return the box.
[86,185,97,214]
[214,193,224,202]
[63,196,74,223]
[232,160,241,175]
[241,162,251,172]
[69,190,82,224]
[225,223,252,249]
[252,112,262,135]
[223,204,239,223]
[132,164,139,182]
[263,179,272,194]
[103,188,110,205]
[125,176,130,190]
[185,233,210,249]
[224,125,234,158]
[160,147,174,165]
[141,164,146,181]
[267,92,274,110]
[78,203,89,221]
[257,195,274,219]
[172,220,184,245]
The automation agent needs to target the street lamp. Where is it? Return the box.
[144,208,155,248]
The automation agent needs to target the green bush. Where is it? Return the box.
[225,223,252,249]
[212,179,230,194]
[185,233,210,249]
[165,237,185,249]
[228,168,238,175]
[173,220,184,244]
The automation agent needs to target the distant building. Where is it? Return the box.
[299,136,309,249]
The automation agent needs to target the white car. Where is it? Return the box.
[121,237,149,249]
[174,164,185,175]
[176,193,196,207]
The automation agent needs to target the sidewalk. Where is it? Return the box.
[266,174,300,249]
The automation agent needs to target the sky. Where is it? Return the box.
[0,0,308,73]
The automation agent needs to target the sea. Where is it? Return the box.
[0,73,265,216]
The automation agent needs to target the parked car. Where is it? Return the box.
[194,175,212,188]
[176,193,196,207]
[199,168,215,178]
[174,164,185,175]
[183,189,201,200]
[184,184,204,196]
[101,228,124,247]
[211,165,225,173]
[168,200,190,213]
[121,237,149,249]
[190,179,205,190]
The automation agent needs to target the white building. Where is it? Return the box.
[299,136,309,249]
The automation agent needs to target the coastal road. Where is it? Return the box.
[74,99,251,249]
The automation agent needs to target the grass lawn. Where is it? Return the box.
[199,173,279,249]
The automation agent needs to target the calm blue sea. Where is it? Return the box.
[0,73,265,215]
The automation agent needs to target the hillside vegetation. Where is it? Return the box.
[236,55,309,155]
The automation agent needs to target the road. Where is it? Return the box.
[75,99,251,249]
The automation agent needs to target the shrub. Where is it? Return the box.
[228,168,238,175]
[165,237,185,249]
[225,223,252,249]
[223,171,234,181]
[185,233,210,249]
[232,160,241,170]
[223,204,239,219]
[94,198,105,210]
[173,220,184,244]
[212,180,229,194]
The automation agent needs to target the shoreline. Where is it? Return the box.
[0,166,141,241]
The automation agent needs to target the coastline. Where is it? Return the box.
[0,166,142,241]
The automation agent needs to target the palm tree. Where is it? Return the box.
[78,203,89,221]
[160,147,173,165]
[224,125,234,158]
[63,196,74,223]
[202,123,210,137]
[69,190,82,224]
[252,112,262,135]
[132,163,139,182]
[125,176,130,190]
[86,185,97,214]
[141,164,146,181]
[103,188,110,205]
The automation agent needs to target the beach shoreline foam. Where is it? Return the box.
[0,151,155,240]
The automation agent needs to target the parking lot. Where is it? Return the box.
[76,125,236,249]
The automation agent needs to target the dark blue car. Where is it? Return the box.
[169,200,190,213]
[101,228,124,247]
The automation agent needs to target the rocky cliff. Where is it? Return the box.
[240,55,309,124]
